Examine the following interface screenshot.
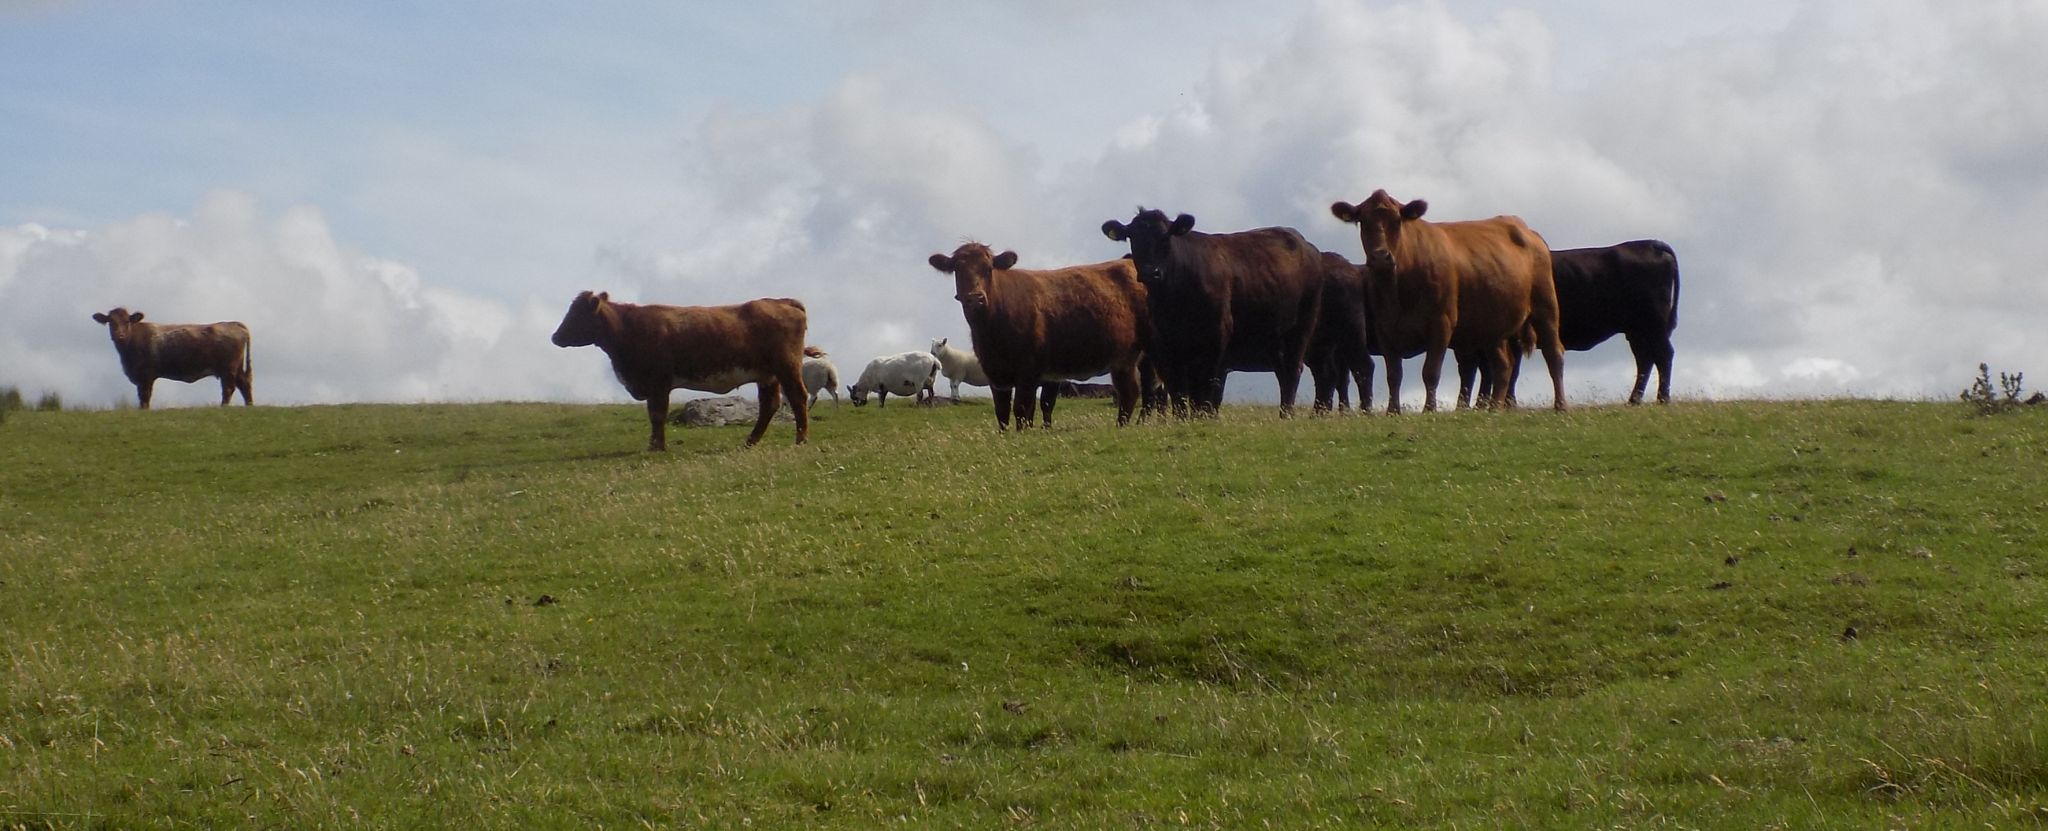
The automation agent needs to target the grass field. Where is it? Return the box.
[2,397,2046,828]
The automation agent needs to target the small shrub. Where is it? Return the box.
[34,391,63,412]
[1960,363,2030,415]
[0,386,22,412]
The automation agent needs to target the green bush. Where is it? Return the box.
[34,390,63,412]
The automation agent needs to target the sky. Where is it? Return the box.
[2,0,2043,407]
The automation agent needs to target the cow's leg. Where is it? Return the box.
[1454,350,1479,410]
[1382,351,1404,414]
[1038,383,1059,427]
[1536,322,1567,412]
[1137,360,1162,421]
[1420,346,1448,412]
[746,379,784,447]
[1626,334,1654,406]
[1275,358,1305,418]
[1654,338,1674,404]
[1351,343,1374,414]
[1279,312,1318,418]
[1634,334,1675,404]
[782,367,809,444]
[1197,347,1228,417]
[136,379,154,411]
[1012,384,1039,430]
[878,391,887,408]
[219,375,236,406]
[645,390,670,452]
[1504,344,1523,408]
[1308,354,1336,415]
[1111,365,1140,426]
[237,372,253,406]
[991,386,1014,431]
[1485,342,1514,410]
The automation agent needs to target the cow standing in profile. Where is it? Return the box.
[1459,240,1681,407]
[928,242,1151,429]
[1330,190,1566,412]
[550,291,809,451]
[1548,240,1680,405]
[1100,209,1324,417]
[91,308,252,409]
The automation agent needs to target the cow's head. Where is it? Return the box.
[550,291,610,347]
[847,384,869,406]
[1330,190,1426,277]
[1101,209,1195,286]
[91,308,147,347]
[928,243,1017,318]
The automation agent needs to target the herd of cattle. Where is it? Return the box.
[89,191,1680,452]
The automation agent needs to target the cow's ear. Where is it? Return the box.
[1170,214,1196,236]
[128,311,145,323]
[1330,201,1359,223]
[993,251,1018,270]
[1401,199,1429,221]
[93,312,110,324]
[1100,220,1126,242]
[928,253,955,273]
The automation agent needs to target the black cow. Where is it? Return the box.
[1463,240,1679,406]
[1101,209,1324,417]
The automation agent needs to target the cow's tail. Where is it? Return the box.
[1657,241,1680,334]
[804,344,826,358]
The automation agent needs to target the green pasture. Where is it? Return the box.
[1,397,2044,828]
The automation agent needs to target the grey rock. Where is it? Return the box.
[670,395,795,427]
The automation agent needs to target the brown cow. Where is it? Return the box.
[91,308,252,409]
[927,243,1150,429]
[1329,190,1564,412]
[550,291,809,451]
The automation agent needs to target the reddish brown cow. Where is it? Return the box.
[927,243,1151,429]
[91,308,252,409]
[550,291,809,451]
[1330,190,1565,412]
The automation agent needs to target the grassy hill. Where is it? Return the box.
[2,398,2045,828]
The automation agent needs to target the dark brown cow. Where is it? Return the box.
[550,291,809,451]
[1329,190,1565,412]
[1100,210,1324,417]
[928,243,1150,430]
[91,308,252,409]
[1308,253,1377,413]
